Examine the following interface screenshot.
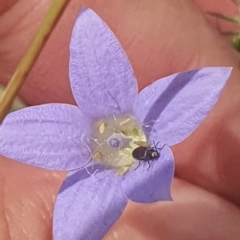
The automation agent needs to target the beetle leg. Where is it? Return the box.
[134,161,141,171]
[147,161,151,170]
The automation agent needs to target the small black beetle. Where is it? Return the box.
[132,143,165,170]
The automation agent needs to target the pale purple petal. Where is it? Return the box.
[69,8,138,119]
[0,104,92,170]
[134,67,231,146]
[121,145,174,203]
[53,165,127,240]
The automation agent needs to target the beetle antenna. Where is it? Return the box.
[156,143,166,151]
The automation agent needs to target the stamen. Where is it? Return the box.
[120,117,134,126]
[90,114,147,174]
[133,141,147,147]
[116,165,132,176]
[121,130,131,136]
[99,122,107,134]
[92,151,104,160]
[131,128,139,136]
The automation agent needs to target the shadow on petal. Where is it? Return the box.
[134,67,232,146]
[58,164,105,194]
[142,70,197,129]
[53,167,127,240]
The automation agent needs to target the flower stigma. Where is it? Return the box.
[90,114,147,175]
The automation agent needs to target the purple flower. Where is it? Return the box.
[0,8,232,240]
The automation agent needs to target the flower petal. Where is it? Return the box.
[0,104,92,170]
[53,165,127,240]
[121,145,174,203]
[69,8,138,119]
[134,67,232,145]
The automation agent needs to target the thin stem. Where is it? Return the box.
[0,0,70,122]
[207,12,240,24]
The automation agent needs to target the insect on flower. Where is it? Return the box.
[0,8,233,240]
[132,142,166,170]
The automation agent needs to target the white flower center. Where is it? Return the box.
[90,114,147,174]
